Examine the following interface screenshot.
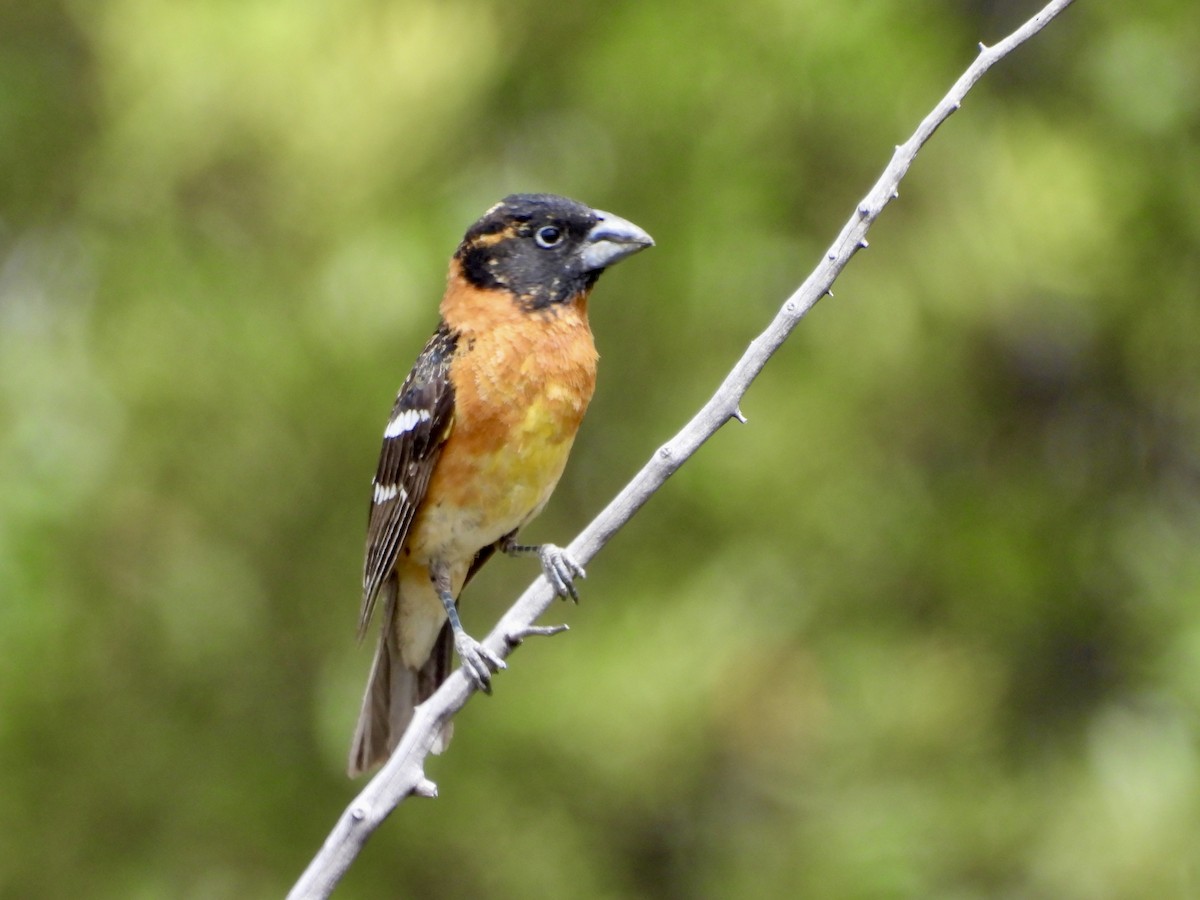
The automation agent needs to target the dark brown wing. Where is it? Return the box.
[358,322,458,636]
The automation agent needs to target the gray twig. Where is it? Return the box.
[288,2,1077,895]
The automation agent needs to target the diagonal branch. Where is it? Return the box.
[288,1,1077,895]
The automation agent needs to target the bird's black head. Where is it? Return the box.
[455,194,653,309]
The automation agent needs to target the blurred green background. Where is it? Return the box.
[3,0,1199,897]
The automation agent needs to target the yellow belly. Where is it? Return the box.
[408,404,579,561]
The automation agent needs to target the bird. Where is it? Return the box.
[348,193,653,776]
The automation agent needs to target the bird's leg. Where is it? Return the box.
[431,562,505,693]
[499,532,586,603]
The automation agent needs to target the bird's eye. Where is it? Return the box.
[535,225,563,248]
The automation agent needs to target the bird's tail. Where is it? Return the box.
[347,584,453,777]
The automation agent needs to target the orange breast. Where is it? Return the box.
[406,276,598,565]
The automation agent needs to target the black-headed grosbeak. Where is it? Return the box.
[349,194,653,776]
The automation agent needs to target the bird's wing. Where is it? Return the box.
[359,323,458,635]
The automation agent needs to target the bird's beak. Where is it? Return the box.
[579,210,654,272]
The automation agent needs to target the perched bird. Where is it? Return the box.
[349,194,653,776]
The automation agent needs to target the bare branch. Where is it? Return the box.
[288,1,1077,895]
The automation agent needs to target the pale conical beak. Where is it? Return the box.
[579,210,654,272]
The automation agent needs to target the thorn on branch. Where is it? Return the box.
[350,806,367,821]
[507,623,570,646]
[413,778,439,799]
[825,288,834,298]
[857,204,870,216]
[731,406,748,424]
[858,239,869,249]
[827,252,837,261]
[978,41,988,52]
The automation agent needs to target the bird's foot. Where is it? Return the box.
[454,631,506,694]
[500,536,586,602]
[536,543,586,603]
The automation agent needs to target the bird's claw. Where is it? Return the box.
[454,631,505,693]
[538,544,586,603]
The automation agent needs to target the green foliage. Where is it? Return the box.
[3,1,1199,897]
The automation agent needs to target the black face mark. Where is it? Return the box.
[455,194,603,309]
